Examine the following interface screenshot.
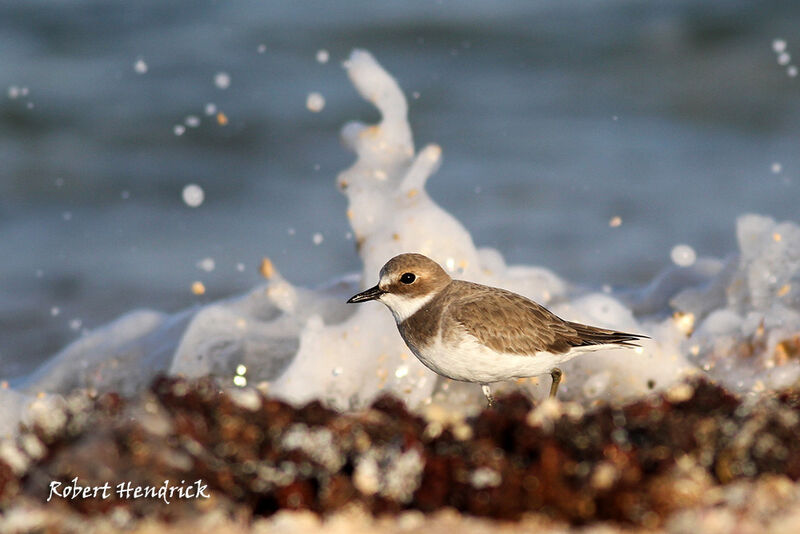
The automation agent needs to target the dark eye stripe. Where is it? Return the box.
[400,272,416,284]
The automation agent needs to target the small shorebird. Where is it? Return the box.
[348,253,646,406]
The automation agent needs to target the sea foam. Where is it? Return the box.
[2,49,799,439]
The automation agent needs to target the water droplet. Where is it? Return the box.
[670,244,696,267]
[214,72,231,89]
[133,58,148,74]
[182,184,205,207]
[306,92,325,112]
[196,257,215,272]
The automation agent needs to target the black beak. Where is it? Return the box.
[347,284,385,303]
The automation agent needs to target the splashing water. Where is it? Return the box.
[2,49,800,438]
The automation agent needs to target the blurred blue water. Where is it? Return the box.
[2,0,799,377]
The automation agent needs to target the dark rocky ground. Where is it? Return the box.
[2,375,800,533]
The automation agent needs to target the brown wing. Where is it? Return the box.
[444,281,645,355]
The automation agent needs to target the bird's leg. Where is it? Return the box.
[549,368,563,399]
[481,384,495,408]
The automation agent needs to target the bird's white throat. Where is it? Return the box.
[379,292,436,323]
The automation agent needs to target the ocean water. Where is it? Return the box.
[2,0,800,379]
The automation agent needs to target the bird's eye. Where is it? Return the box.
[400,272,416,284]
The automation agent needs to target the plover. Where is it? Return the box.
[347,253,646,406]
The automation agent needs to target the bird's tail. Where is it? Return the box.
[566,321,649,348]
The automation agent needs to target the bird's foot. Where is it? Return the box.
[481,384,495,408]
[549,368,563,399]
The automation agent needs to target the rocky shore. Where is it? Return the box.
[2,375,800,533]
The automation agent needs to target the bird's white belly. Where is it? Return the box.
[407,333,583,384]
